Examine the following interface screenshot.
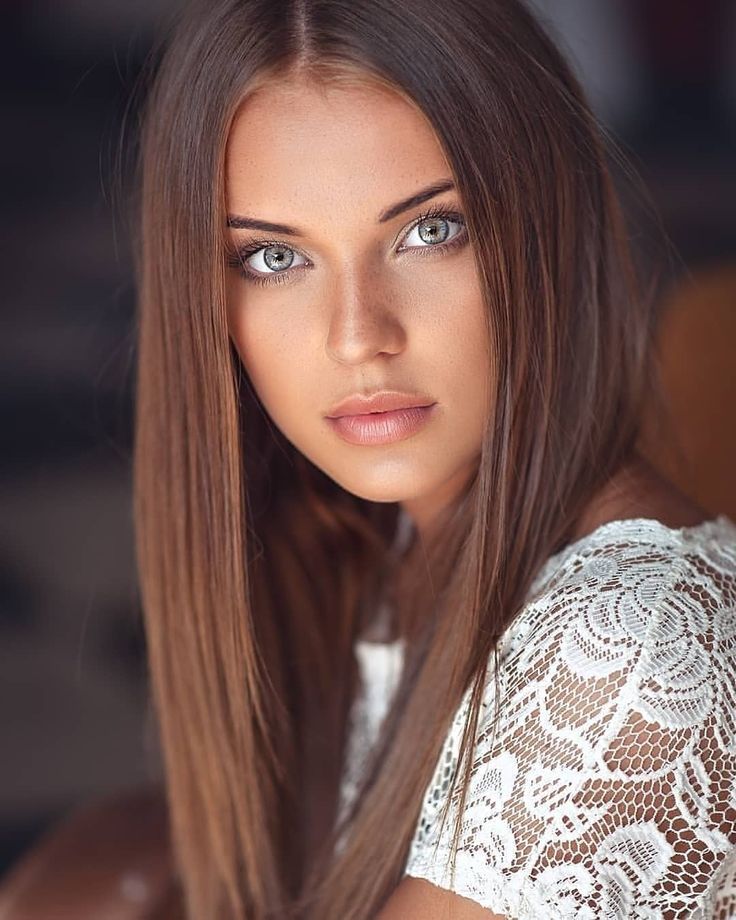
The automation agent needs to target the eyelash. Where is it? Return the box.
[225,205,468,288]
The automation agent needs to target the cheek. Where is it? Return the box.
[228,291,277,394]
[441,288,493,437]
[415,251,487,345]
[227,295,311,426]
[436,281,490,386]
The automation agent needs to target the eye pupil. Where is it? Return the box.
[418,218,449,245]
[263,244,293,271]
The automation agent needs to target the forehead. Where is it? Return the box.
[225,78,452,218]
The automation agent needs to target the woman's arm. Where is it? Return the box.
[378,876,505,919]
[0,785,176,920]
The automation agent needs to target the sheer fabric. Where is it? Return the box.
[340,514,736,918]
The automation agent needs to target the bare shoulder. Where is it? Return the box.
[0,784,178,920]
[571,452,711,542]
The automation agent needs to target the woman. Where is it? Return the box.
[2,0,736,917]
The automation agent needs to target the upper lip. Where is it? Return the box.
[326,390,436,418]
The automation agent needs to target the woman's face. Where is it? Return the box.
[225,77,491,535]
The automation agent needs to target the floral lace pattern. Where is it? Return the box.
[341,515,736,918]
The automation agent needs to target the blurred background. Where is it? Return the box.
[1,0,736,878]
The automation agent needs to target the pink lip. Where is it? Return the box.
[326,390,436,418]
[325,404,437,445]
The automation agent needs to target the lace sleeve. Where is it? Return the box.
[403,534,736,919]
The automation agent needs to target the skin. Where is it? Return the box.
[224,76,492,543]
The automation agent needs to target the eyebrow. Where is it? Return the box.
[226,178,456,236]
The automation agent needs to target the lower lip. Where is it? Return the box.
[325,404,437,445]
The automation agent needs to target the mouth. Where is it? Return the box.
[324,403,438,446]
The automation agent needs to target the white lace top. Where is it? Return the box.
[338,513,736,918]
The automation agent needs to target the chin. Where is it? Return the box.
[323,467,432,506]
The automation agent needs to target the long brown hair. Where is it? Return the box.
[132,0,666,917]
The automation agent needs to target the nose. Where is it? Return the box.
[324,271,407,366]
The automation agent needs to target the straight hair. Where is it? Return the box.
[132,0,670,916]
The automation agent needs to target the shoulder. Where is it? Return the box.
[509,514,736,671]
[0,784,177,920]
[513,514,736,735]
[533,513,736,597]
[403,516,736,917]
[499,514,736,731]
